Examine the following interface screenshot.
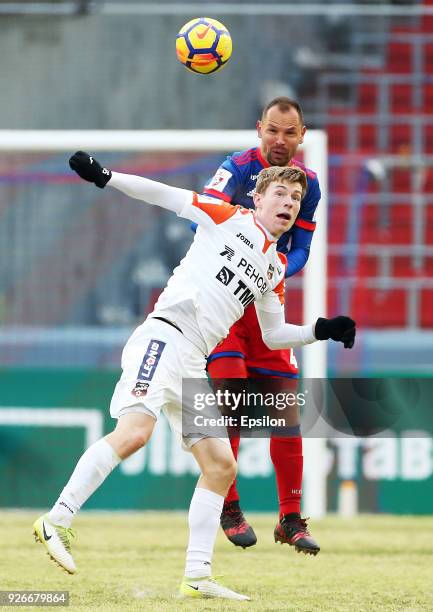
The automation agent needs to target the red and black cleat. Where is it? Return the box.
[220,501,257,548]
[274,516,320,555]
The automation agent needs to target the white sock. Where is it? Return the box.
[48,438,121,527]
[184,487,224,579]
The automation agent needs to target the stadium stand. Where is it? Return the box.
[322,0,433,328]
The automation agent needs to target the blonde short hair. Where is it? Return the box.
[255,166,307,198]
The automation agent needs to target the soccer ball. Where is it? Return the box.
[176,17,232,74]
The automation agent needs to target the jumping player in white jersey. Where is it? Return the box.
[33,152,356,602]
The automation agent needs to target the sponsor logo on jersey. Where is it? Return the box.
[267,264,274,280]
[205,168,232,192]
[250,174,259,180]
[216,266,256,309]
[237,258,267,294]
[216,266,235,286]
[236,232,254,249]
[134,339,166,391]
[232,279,255,307]
[247,188,256,197]
[132,381,149,398]
[220,245,235,261]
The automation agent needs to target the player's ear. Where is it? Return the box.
[299,125,307,145]
[252,191,261,209]
[256,120,262,138]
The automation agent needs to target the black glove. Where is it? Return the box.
[315,316,356,349]
[69,151,112,188]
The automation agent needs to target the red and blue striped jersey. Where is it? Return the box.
[203,146,321,277]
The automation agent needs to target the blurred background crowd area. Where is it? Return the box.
[0,0,432,375]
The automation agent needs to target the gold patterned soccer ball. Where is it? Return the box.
[176,17,232,74]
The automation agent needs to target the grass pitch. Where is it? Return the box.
[0,512,432,611]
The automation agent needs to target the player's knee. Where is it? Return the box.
[210,453,237,487]
[126,427,152,453]
[225,456,237,486]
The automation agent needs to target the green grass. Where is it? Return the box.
[1,512,432,611]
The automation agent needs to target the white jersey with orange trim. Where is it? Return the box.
[108,172,316,355]
[152,193,288,354]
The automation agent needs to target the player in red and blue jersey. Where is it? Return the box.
[205,97,321,554]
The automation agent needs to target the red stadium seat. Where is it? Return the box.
[422,0,433,32]
[358,83,378,114]
[357,124,378,153]
[387,42,412,73]
[329,165,357,195]
[327,285,339,317]
[328,254,345,276]
[358,202,375,237]
[420,289,433,328]
[424,42,433,67]
[423,125,433,153]
[358,203,412,250]
[421,14,433,33]
[423,256,433,274]
[389,124,412,153]
[422,84,433,112]
[358,254,379,277]
[359,204,413,245]
[351,287,408,327]
[327,22,433,332]
[423,170,433,193]
[390,255,423,278]
[327,124,348,153]
[425,204,433,243]
[389,168,412,193]
[390,204,413,244]
[390,84,414,113]
[328,204,348,244]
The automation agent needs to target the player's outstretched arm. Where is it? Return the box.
[256,304,356,350]
[256,305,316,349]
[69,151,192,214]
[314,315,356,349]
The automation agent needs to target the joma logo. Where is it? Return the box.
[236,232,254,249]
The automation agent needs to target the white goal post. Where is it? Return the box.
[0,129,328,517]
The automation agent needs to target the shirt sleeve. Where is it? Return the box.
[255,299,317,349]
[179,193,240,227]
[285,227,313,277]
[203,156,242,203]
[108,171,192,214]
[108,172,239,228]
